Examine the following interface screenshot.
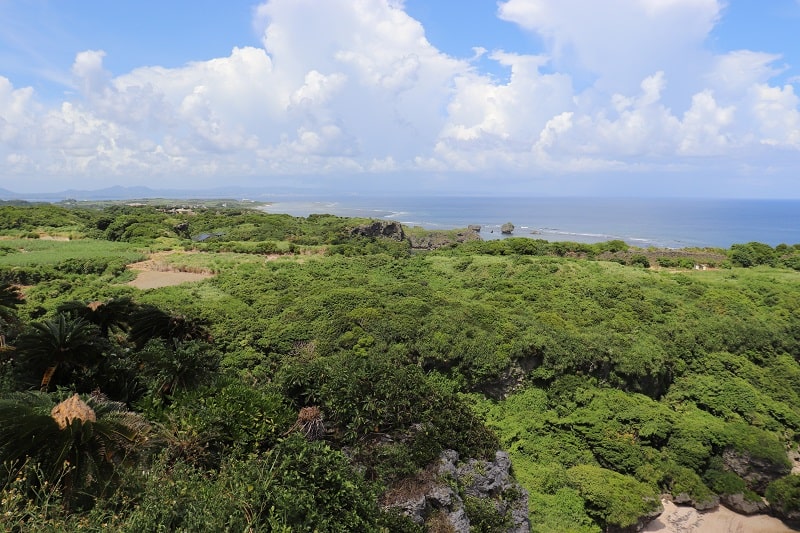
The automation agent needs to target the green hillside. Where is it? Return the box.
[1,203,799,531]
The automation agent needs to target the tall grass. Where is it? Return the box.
[0,239,145,267]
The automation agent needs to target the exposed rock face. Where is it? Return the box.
[350,220,405,241]
[720,493,769,515]
[722,448,791,493]
[408,230,481,250]
[456,451,530,532]
[771,504,800,528]
[673,492,719,511]
[173,221,189,236]
[477,354,543,400]
[384,449,530,532]
[468,224,482,233]
[501,222,515,234]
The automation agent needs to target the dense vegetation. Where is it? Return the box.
[1,202,800,531]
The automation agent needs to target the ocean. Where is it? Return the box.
[261,196,800,249]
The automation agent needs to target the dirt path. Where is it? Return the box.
[126,251,214,289]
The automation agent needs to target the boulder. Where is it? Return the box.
[468,224,482,233]
[501,222,515,234]
[720,493,769,515]
[673,492,720,511]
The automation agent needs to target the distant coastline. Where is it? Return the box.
[261,196,800,249]
[2,186,797,249]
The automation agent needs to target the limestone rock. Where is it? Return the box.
[501,222,515,234]
[350,220,405,241]
[722,448,790,493]
[408,229,481,250]
[771,505,800,528]
[673,492,720,511]
[383,449,530,532]
[446,450,530,533]
[720,493,769,515]
[458,451,514,498]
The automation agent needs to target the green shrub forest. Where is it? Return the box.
[1,201,800,531]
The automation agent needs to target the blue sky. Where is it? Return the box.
[1,0,800,197]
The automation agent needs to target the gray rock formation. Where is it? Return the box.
[456,451,530,532]
[477,354,543,400]
[722,448,790,493]
[468,224,482,233]
[770,500,800,528]
[350,220,405,241]
[408,229,481,250]
[673,492,720,511]
[383,449,530,532]
[501,222,515,234]
[720,492,769,515]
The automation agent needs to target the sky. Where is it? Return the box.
[1,0,800,198]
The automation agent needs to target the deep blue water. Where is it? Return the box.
[262,196,800,249]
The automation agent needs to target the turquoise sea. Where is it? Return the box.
[263,196,800,249]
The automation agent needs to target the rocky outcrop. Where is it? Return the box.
[383,450,530,532]
[722,448,791,493]
[720,493,769,515]
[501,222,515,234]
[408,230,481,250]
[348,221,485,249]
[350,220,405,241]
[673,492,720,511]
[468,224,482,233]
[771,504,800,528]
[476,354,543,400]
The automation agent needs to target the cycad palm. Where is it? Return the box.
[0,283,23,348]
[129,305,211,348]
[57,297,135,338]
[15,314,104,391]
[137,338,220,398]
[0,391,151,507]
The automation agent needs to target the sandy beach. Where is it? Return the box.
[643,500,797,533]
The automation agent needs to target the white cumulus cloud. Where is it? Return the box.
[0,0,798,195]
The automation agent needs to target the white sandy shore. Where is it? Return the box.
[643,500,797,533]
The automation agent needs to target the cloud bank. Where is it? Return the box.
[1,0,799,195]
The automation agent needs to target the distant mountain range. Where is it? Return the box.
[0,185,280,202]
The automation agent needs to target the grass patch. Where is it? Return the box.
[0,239,145,267]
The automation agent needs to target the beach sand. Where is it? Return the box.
[643,500,797,533]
